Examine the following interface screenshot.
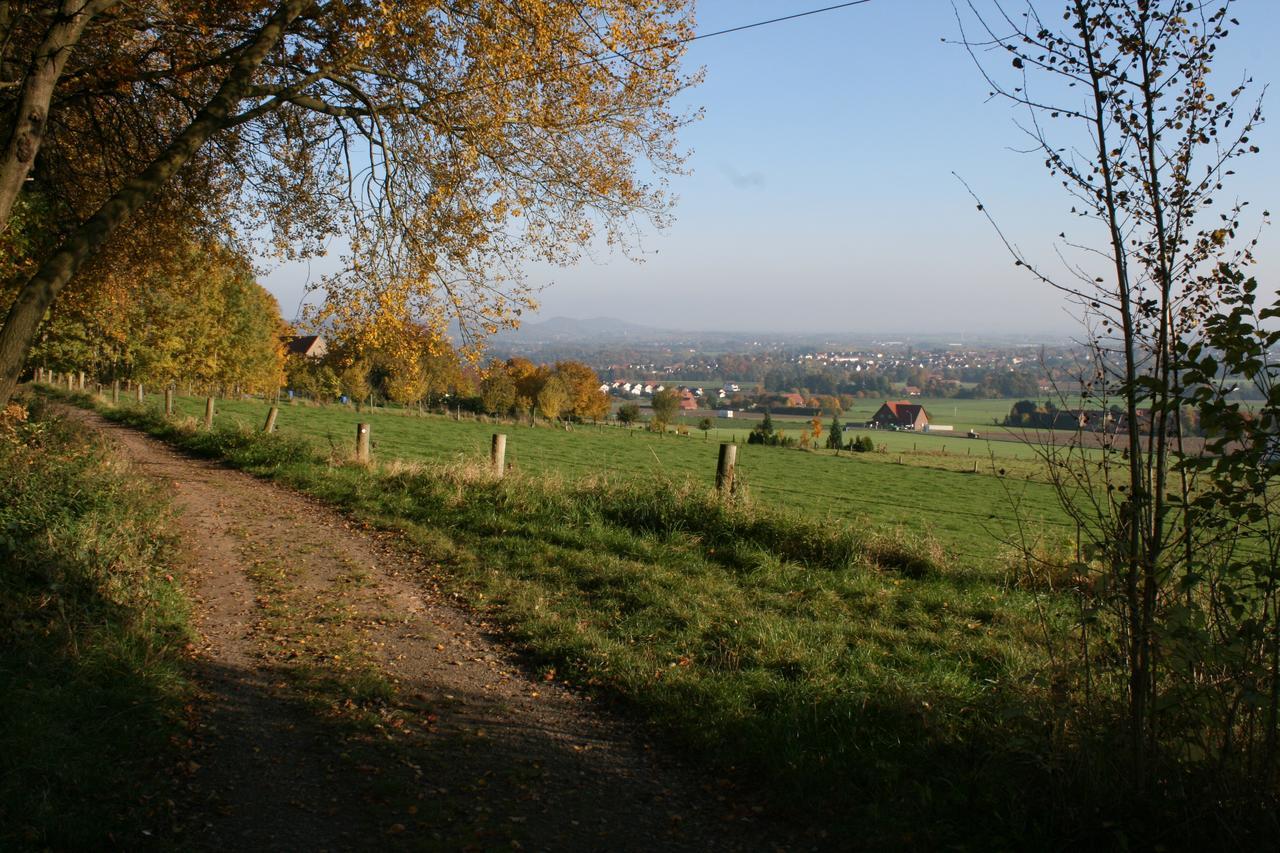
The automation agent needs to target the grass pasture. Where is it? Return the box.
[152,392,1074,560]
[42,384,1249,847]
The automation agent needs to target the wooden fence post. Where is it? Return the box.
[355,422,371,462]
[203,397,215,429]
[716,442,737,494]
[136,383,144,403]
[491,433,506,477]
[164,387,174,416]
[263,406,278,433]
[112,380,119,404]
[78,371,85,390]
[66,372,73,391]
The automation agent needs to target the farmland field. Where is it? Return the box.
[151,392,1074,562]
[656,396,1069,459]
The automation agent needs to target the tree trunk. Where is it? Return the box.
[0,0,308,406]
[1072,0,1149,781]
[0,0,113,228]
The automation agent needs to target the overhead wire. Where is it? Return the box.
[438,1,875,98]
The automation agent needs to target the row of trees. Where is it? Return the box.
[286,329,471,411]
[478,358,609,424]
[16,232,287,395]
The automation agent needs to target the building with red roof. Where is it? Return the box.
[869,400,929,430]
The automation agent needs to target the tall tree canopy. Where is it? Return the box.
[0,0,698,402]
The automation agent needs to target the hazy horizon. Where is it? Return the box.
[488,313,1081,345]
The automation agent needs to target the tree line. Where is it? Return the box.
[478,358,609,424]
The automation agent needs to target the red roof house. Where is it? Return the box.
[870,401,929,430]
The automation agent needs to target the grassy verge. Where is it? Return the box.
[55,389,1171,847]
[0,394,193,850]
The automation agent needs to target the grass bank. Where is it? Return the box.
[0,395,193,850]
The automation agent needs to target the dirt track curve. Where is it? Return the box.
[61,406,797,853]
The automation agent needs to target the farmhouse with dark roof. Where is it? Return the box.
[283,335,327,359]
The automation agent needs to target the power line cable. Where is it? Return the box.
[441,1,874,98]
[680,1,874,45]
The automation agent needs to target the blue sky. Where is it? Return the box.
[263,0,1280,338]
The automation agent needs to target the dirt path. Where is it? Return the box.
[63,407,794,852]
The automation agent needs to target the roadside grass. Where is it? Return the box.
[0,395,193,850]
[47,388,1159,846]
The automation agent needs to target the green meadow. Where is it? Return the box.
[154,392,1073,561]
[47,385,1240,847]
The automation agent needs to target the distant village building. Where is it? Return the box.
[283,335,327,359]
[782,392,806,407]
[869,401,930,430]
[904,385,922,397]
[679,390,698,410]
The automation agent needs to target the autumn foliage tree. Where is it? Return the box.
[30,237,285,393]
[650,388,679,429]
[555,360,610,422]
[479,360,517,417]
[0,0,698,404]
[535,375,568,424]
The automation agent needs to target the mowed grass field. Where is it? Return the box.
[154,393,1073,562]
